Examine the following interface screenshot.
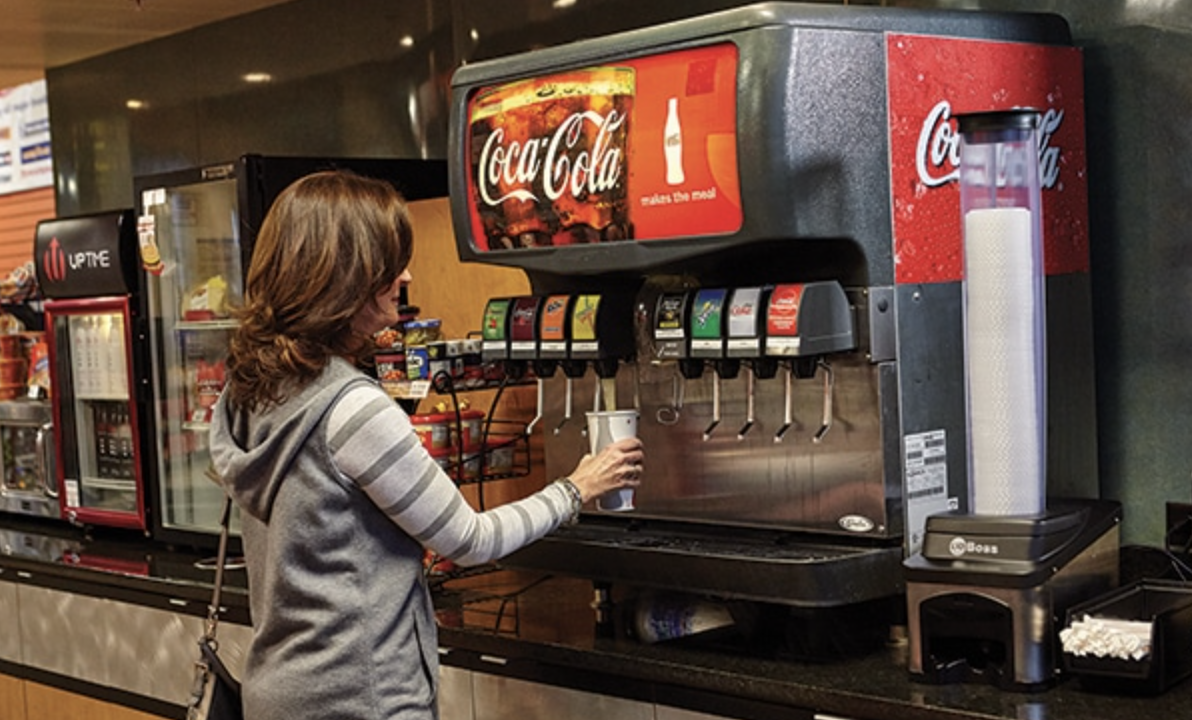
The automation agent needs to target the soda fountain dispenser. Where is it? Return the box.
[448,3,1099,632]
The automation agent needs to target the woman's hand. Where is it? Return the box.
[567,437,645,503]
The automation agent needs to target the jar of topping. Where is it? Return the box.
[485,440,515,476]
[410,413,452,451]
[455,409,486,450]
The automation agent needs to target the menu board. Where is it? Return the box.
[0,79,52,195]
[464,43,741,251]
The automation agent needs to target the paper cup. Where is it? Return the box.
[586,409,638,511]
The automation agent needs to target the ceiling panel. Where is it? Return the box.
[0,0,298,90]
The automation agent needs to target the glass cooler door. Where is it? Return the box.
[139,175,244,541]
[46,299,145,529]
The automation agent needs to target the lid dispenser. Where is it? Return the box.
[958,109,1047,517]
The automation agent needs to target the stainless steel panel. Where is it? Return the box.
[439,664,475,720]
[17,583,251,704]
[472,674,652,720]
[544,353,894,538]
[0,577,19,663]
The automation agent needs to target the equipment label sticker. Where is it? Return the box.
[904,429,954,554]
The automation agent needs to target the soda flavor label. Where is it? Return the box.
[481,299,511,341]
[509,296,540,357]
[465,43,741,252]
[766,284,805,337]
[765,284,804,356]
[690,289,727,339]
[727,287,762,338]
[690,288,727,357]
[509,297,540,342]
[654,293,688,340]
[539,295,571,342]
[726,287,763,357]
[886,34,1089,284]
[571,294,601,343]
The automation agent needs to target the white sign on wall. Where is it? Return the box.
[0,79,52,195]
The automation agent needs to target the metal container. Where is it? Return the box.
[0,399,59,519]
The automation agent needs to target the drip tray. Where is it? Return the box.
[503,517,904,607]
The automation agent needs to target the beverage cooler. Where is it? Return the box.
[446,0,1098,624]
[134,155,447,547]
[34,210,151,531]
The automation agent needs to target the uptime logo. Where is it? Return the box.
[42,237,67,282]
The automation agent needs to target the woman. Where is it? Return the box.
[209,170,644,720]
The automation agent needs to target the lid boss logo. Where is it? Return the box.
[477,109,627,207]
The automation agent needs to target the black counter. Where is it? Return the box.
[431,568,1192,720]
[2,515,1190,720]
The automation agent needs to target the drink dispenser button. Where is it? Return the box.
[569,294,602,361]
[763,281,855,359]
[727,287,764,358]
[481,298,512,361]
[508,296,542,360]
[652,292,689,360]
[538,295,571,360]
[689,289,728,359]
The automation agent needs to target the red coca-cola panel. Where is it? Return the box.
[886,33,1089,284]
[465,43,741,251]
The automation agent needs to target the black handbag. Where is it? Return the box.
[186,495,245,720]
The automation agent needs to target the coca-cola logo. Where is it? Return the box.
[915,100,1064,190]
[42,236,67,282]
[477,109,627,207]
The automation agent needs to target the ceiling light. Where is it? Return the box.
[242,72,273,84]
[400,36,415,48]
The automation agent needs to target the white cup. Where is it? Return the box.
[586,409,639,511]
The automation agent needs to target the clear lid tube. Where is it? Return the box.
[958,109,1047,516]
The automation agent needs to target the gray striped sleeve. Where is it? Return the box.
[327,385,572,566]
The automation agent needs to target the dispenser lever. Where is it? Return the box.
[737,365,755,440]
[656,370,682,425]
[702,370,721,441]
[554,378,574,435]
[812,359,834,444]
[774,365,793,443]
[526,378,545,435]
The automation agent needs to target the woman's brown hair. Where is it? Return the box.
[224,170,413,412]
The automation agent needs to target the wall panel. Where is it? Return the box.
[0,187,53,276]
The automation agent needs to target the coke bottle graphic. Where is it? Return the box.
[664,97,685,186]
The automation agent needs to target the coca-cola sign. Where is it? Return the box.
[477,108,628,207]
[465,44,741,252]
[915,101,1065,191]
[887,34,1088,284]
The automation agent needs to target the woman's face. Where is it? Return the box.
[352,269,412,337]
